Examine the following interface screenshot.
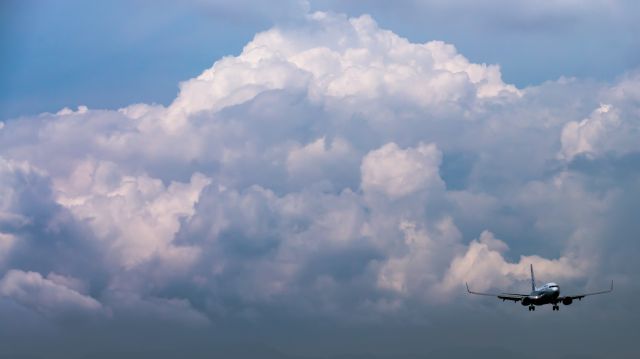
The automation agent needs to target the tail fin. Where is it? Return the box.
[530,264,536,291]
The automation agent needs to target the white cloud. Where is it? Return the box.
[171,12,518,122]
[440,231,583,293]
[557,73,640,162]
[286,136,358,188]
[0,157,48,214]
[559,103,619,161]
[54,159,210,270]
[377,218,461,296]
[361,142,443,199]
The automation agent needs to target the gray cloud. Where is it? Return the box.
[0,270,104,321]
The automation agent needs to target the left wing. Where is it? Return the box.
[466,283,528,302]
[561,280,614,301]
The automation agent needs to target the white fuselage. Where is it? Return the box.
[523,282,560,306]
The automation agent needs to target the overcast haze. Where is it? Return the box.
[1,1,639,358]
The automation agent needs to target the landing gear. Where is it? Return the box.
[528,305,535,311]
[552,305,560,311]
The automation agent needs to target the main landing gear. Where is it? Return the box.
[528,305,535,311]
[552,305,560,311]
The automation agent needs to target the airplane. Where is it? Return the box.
[466,264,613,311]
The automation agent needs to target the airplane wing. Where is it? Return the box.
[466,283,528,302]
[561,280,614,301]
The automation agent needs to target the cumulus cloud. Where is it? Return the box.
[170,12,518,126]
[559,103,619,161]
[286,136,358,189]
[0,11,639,336]
[55,160,210,270]
[377,218,460,296]
[441,231,582,293]
[361,142,443,199]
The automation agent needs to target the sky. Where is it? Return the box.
[1,1,640,358]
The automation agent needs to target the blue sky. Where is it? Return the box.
[1,2,640,358]
[1,0,260,119]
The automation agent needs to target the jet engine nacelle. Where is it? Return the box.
[562,297,573,305]
[521,297,531,306]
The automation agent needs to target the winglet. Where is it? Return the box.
[466,282,470,293]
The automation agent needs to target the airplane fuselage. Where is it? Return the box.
[521,282,560,306]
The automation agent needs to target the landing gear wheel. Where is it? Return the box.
[529,305,535,311]
[552,305,560,311]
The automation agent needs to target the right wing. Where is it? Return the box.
[466,283,528,302]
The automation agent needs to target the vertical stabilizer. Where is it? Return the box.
[530,264,536,291]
